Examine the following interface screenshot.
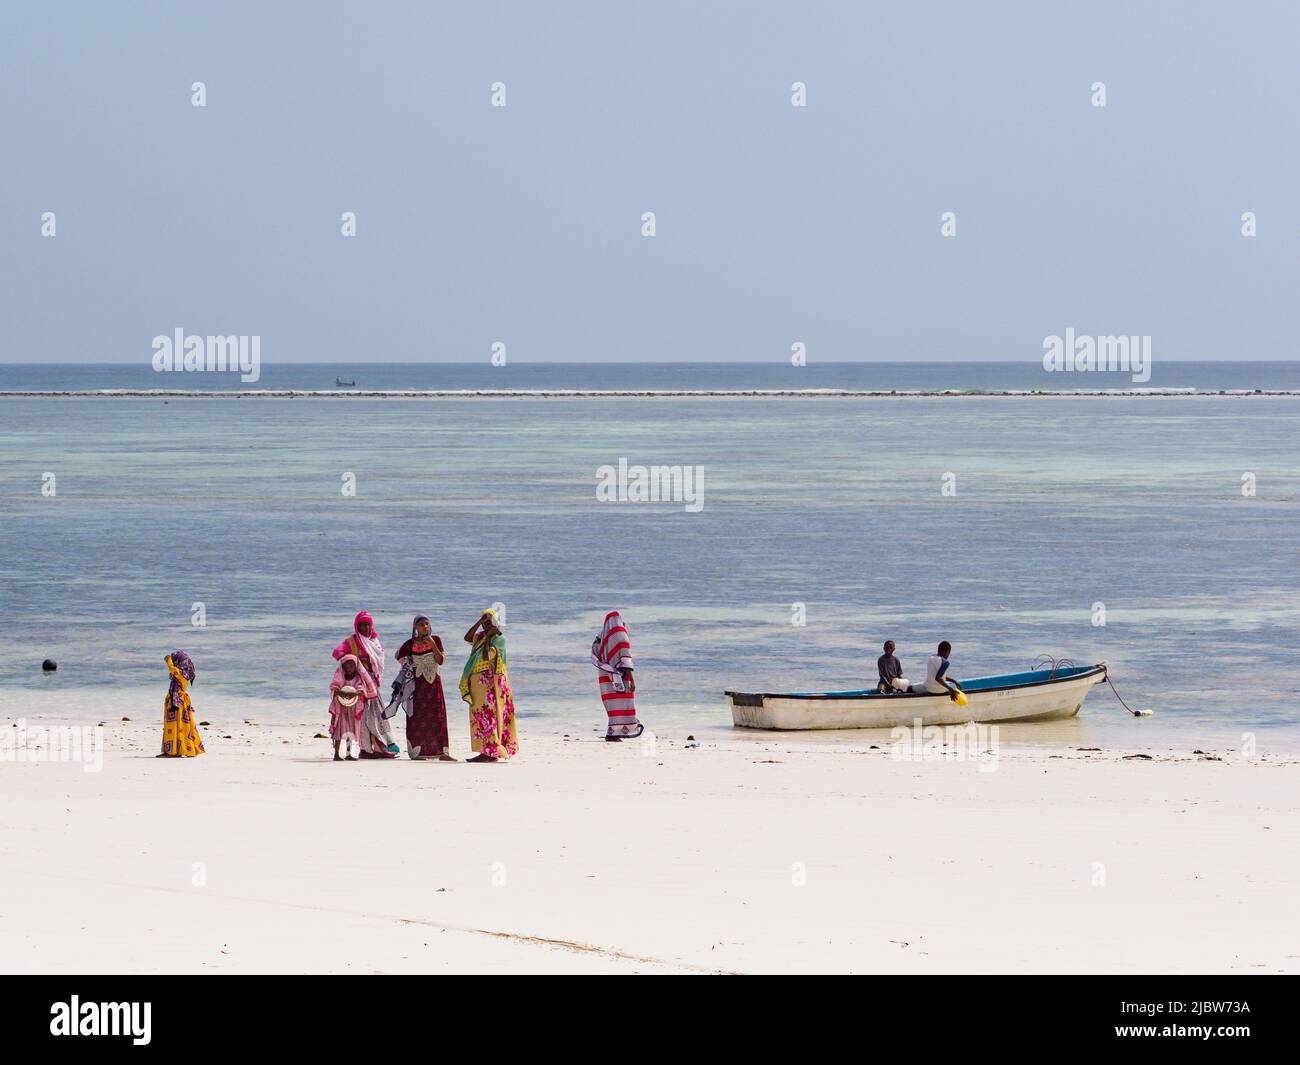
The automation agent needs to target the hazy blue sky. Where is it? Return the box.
[1,1,1296,362]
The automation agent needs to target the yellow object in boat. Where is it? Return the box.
[950,688,969,707]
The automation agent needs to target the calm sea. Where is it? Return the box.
[2,362,1298,752]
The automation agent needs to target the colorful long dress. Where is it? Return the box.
[460,632,518,759]
[593,610,644,739]
[396,635,450,757]
[160,651,205,757]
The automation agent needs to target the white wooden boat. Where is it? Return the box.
[727,663,1107,730]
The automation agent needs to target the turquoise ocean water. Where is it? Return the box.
[1,363,1298,751]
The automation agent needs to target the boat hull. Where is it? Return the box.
[727,665,1106,730]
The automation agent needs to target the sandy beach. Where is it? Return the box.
[2,720,1296,975]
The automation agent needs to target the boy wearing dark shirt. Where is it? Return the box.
[877,640,905,693]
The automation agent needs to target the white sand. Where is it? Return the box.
[1,720,1297,974]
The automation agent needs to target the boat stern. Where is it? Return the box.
[726,691,770,729]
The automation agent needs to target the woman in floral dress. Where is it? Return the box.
[458,609,518,763]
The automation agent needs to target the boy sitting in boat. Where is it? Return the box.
[912,640,965,696]
[877,640,909,693]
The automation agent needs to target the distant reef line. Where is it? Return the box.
[2,388,1299,400]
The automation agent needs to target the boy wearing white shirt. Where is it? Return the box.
[913,640,964,696]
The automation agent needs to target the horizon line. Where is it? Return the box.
[3,358,1298,367]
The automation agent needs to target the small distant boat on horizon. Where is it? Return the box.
[335,376,357,387]
[727,662,1107,730]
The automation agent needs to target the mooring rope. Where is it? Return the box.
[1105,669,1151,717]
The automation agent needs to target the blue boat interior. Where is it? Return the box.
[779,664,1102,698]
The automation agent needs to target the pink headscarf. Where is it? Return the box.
[330,654,378,700]
[332,610,385,683]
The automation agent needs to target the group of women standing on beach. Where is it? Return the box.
[158,608,645,759]
[324,607,646,759]
[328,608,518,763]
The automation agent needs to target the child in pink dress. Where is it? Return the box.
[329,654,376,761]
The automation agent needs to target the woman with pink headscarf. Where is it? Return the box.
[332,610,399,758]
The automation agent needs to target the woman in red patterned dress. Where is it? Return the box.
[395,615,456,761]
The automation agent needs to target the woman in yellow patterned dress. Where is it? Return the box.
[459,610,518,763]
[159,651,205,758]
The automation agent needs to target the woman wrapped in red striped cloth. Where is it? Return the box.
[592,610,645,742]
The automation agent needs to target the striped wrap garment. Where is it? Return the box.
[592,611,643,738]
